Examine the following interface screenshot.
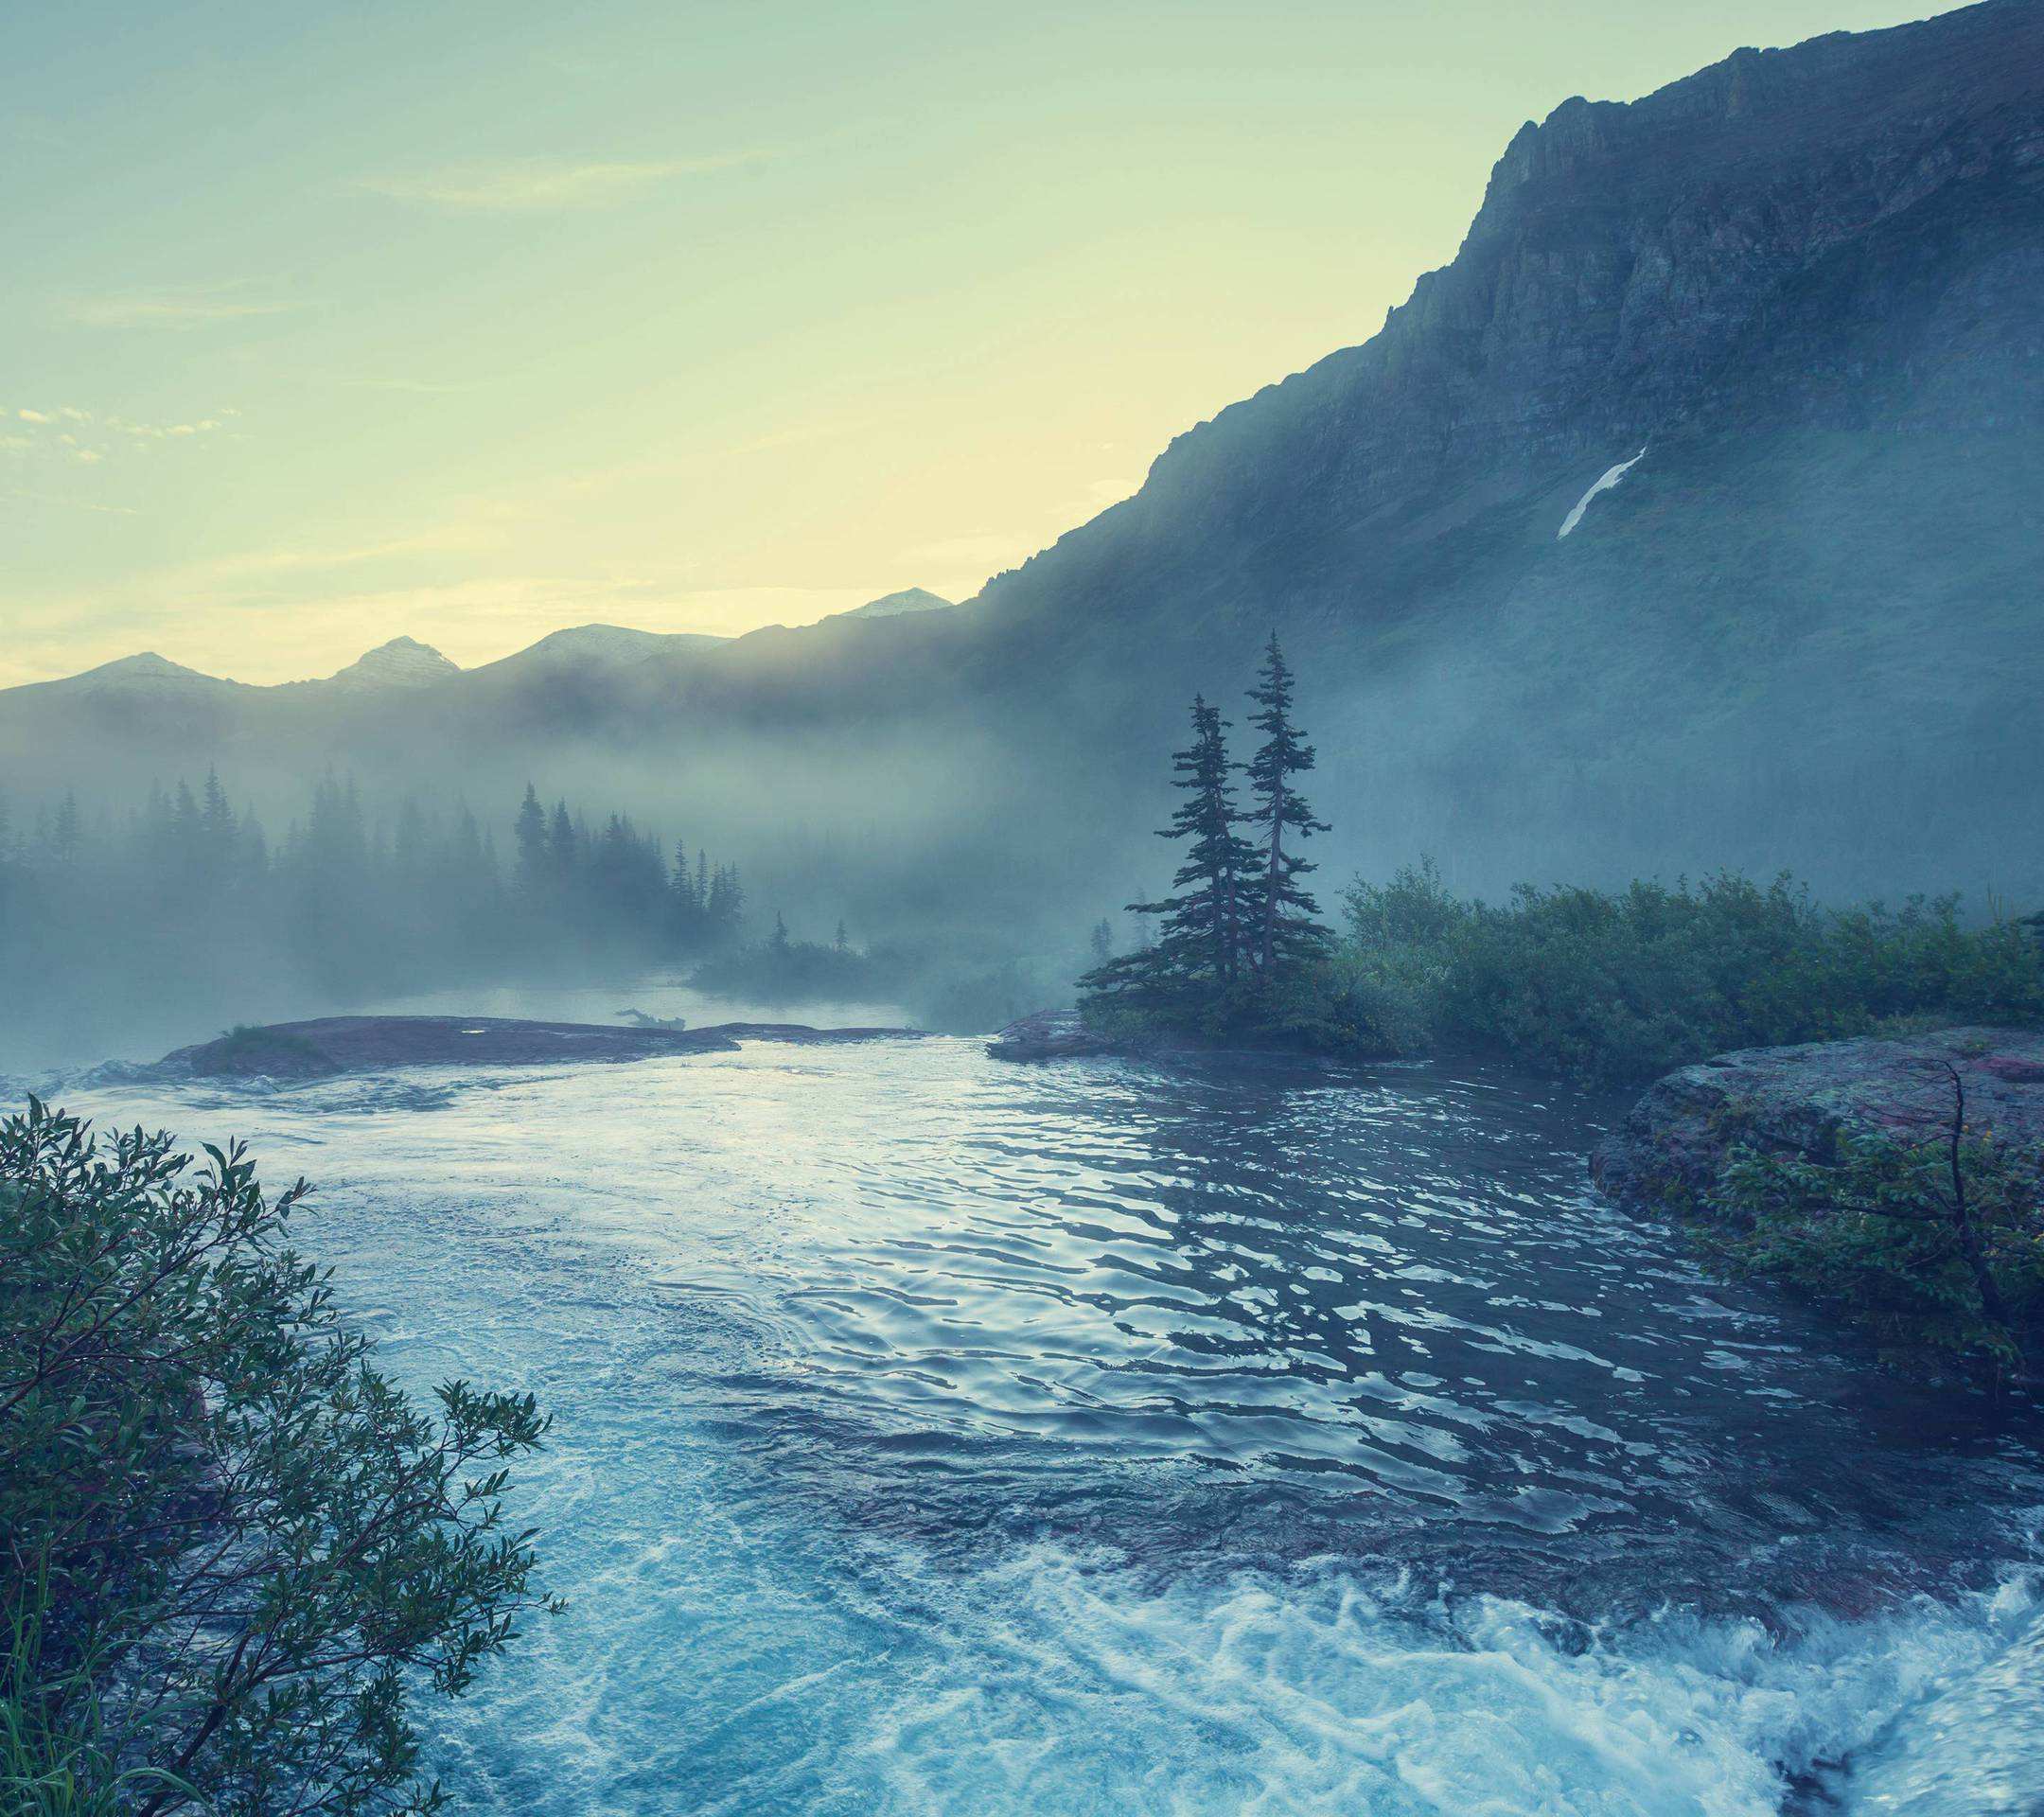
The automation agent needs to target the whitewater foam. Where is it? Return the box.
[39,1027,2044,1814]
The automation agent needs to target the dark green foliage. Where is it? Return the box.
[1713,1073,2044,1373]
[689,919,896,1003]
[1082,696,1260,1011]
[1,1099,554,1814]
[1081,643,1332,1042]
[1334,866,2044,1084]
[1242,634,1331,980]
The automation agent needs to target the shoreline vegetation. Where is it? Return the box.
[1595,1031,2044,1385]
[1074,637,2044,1087]
[1,1100,553,1815]
[1075,636,2044,1379]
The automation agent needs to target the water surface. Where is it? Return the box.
[47,1032,2044,1814]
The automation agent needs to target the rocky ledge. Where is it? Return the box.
[986,1010,1122,1061]
[159,1014,928,1081]
[1592,1026,2044,1211]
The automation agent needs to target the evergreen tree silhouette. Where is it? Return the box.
[1242,634,1330,983]
[1082,694,1258,1008]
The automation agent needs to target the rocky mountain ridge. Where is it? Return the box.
[5,1,2040,922]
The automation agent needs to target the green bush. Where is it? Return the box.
[1332,866,2044,1083]
[1714,1095,2044,1374]
[1,1099,554,1816]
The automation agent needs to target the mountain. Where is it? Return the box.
[466,625,728,679]
[830,588,953,622]
[308,636,461,693]
[4,0,2040,929]
[26,652,248,700]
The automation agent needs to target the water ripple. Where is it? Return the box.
[46,1033,2044,1814]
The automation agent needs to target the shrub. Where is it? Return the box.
[1714,1073,2044,1374]
[1333,867,2044,1084]
[1,1098,554,1815]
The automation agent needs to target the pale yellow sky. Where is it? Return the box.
[3,0,1939,686]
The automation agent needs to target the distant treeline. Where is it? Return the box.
[0,775,767,1054]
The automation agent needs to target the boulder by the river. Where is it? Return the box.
[987,1010,1120,1061]
[1592,1026,2044,1211]
[157,1014,926,1080]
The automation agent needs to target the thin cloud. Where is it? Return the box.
[66,291,300,329]
[356,150,771,213]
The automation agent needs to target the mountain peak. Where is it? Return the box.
[835,588,953,622]
[92,651,206,679]
[320,636,461,691]
[45,651,232,693]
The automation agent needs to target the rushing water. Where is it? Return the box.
[39,1019,2044,1815]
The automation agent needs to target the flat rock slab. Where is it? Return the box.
[159,1014,926,1080]
[1592,1026,2044,1210]
[987,1009,1120,1061]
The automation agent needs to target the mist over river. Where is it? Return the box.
[38,1006,2044,1815]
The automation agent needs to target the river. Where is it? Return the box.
[37,990,2044,1815]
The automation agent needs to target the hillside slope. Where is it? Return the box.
[5,0,2040,927]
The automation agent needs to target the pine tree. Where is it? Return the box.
[669,839,703,948]
[548,802,577,887]
[1089,918,1114,964]
[1242,633,1331,983]
[200,768,236,871]
[1082,695,1258,1009]
[513,785,547,891]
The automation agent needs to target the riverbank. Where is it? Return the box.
[1595,1026,2044,1379]
[155,1014,931,1080]
[1592,1027,2044,1210]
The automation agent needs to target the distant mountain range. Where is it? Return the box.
[25,589,959,702]
[6,0,2040,929]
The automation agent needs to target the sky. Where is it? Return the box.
[4,0,1943,687]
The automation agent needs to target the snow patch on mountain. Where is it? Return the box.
[1558,449,1647,539]
[318,636,461,692]
[834,588,953,622]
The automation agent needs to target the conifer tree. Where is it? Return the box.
[669,839,704,947]
[548,801,577,887]
[1082,695,1257,1007]
[200,768,236,871]
[514,785,547,891]
[1242,633,1331,982]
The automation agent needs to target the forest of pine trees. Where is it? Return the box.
[0,774,755,1052]
[1079,634,1333,1033]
